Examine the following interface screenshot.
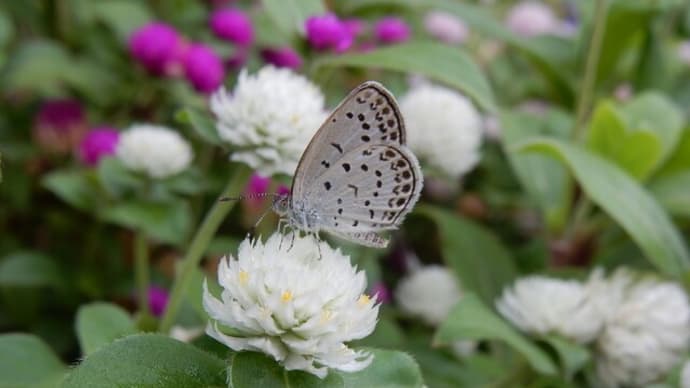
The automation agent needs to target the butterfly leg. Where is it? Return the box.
[310,232,322,259]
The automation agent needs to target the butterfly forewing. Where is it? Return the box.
[307,144,423,233]
[291,81,406,199]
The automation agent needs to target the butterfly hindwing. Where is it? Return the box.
[307,143,423,234]
[291,81,405,199]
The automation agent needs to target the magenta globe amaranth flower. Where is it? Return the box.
[260,47,303,70]
[183,43,225,93]
[129,22,181,75]
[33,99,87,154]
[78,127,120,166]
[305,13,353,53]
[375,17,411,44]
[209,8,253,47]
[148,286,169,317]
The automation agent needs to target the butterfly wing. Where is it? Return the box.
[305,143,423,235]
[328,230,390,248]
[291,81,406,200]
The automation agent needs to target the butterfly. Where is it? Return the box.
[272,81,423,248]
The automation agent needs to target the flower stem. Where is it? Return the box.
[159,163,252,333]
[573,0,609,140]
[134,231,151,317]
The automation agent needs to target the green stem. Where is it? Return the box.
[134,231,151,317]
[159,164,252,333]
[573,0,609,140]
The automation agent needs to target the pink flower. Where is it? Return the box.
[128,22,181,75]
[183,43,225,93]
[148,286,169,317]
[277,184,290,196]
[78,127,120,166]
[343,19,365,38]
[505,1,559,37]
[260,47,303,70]
[370,282,391,304]
[305,13,353,53]
[424,11,468,44]
[209,8,254,47]
[33,99,87,154]
[374,17,411,44]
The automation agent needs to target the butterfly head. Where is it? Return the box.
[271,193,291,216]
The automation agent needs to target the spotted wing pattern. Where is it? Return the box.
[291,81,406,199]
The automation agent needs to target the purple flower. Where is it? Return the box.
[226,48,249,70]
[148,286,169,317]
[33,99,87,154]
[343,19,365,38]
[78,127,120,166]
[246,173,270,197]
[277,184,290,196]
[505,1,559,37]
[305,13,353,53]
[374,17,411,44]
[260,47,303,70]
[424,11,468,44]
[370,282,391,304]
[128,22,181,75]
[183,43,225,94]
[209,8,254,47]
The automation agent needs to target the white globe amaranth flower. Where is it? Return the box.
[505,1,560,38]
[496,271,607,344]
[116,124,193,178]
[595,268,690,388]
[395,265,461,326]
[678,41,690,65]
[400,84,483,178]
[210,66,327,177]
[203,232,379,378]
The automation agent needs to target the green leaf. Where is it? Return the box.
[586,101,662,180]
[89,0,153,41]
[0,251,63,288]
[42,169,101,212]
[618,92,684,167]
[262,0,325,36]
[657,127,690,177]
[97,157,145,197]
[0,333,66,387]
[101,200,192,245]
[63,334,226,387]
[434,294,557,375]
[501,110,572,231]
[229,351,344,387]
[175,108,223,146]
[0,9,13,48]
[2,40,74,96]
[313,41,496,112]
[541,336,590,380]
[649,171,690,218]
[76,303,137,356]
[339,349,424,388]
[518,139,690,277]
[416,205,516,303]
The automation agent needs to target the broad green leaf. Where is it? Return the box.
[501,110,572,231]
[89,0,153,41]
[586,101,662,180]
[229,352,344,387]
[339,349,424,388]
[313,41,496,112]
[262,0,325,36]
[101,200,192,245]
[542,336,590,380]
[76,303,137,356]
[42,169,100,212]
[656,127,690,177]
[2,40,73,96]
[434,294,557,375]
[97,157,145,197]
[518,139,690,277]
[62,334,226,387]
[649,171,690,218]
[417,205,516,303]
[175,108,223,146]
[618,92,684,167]
[0,333,66,387]
[0,251,62,288]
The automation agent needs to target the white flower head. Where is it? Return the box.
[678,41,690,65]
[400,84,483,178]
[496,271,607,344]
[424,11,469,44]
[595,268,690,387]
[681,360,690,388]
[203,232,379,378]
[116,124,193,178]
[395,265,461,326]
[210,66,327,177]
[505,1,560,38]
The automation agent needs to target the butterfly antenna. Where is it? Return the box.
[219,192,277,202]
